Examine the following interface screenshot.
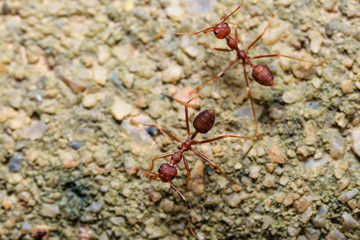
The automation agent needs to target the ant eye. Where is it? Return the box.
[158,168,161,173]
[225,22,228,26]
[214,31,217,35]
[171,176,175,180]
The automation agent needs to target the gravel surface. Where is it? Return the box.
[0,0,359,239]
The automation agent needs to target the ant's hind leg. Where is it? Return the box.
[198,42,233,52]
[191,148,241,192]
[245,13,275,53]
[131,119,182,143]
[183,155,191,180]
[195,59,239,93]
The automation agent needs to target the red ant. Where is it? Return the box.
[155,0,324,140]
[96,98,254,238]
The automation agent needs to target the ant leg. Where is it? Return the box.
[190,148,241,192]
[198,42,233,52]
[193,134,257,145]
[245,13,275,53]
[242,60,262,140]
[226,21,239,43]
[169,181,197,238]
[250,54,324,65]
[131,119,182,143]
[155,27,215,38]
[195,59,239,93]
[221,0,246,23]
[185,98,196,136]
[95,167,159,179]
[151,153,173,170]
[183,155,192,180]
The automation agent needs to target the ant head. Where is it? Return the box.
[213,22,231,39]
[158,163,177,183]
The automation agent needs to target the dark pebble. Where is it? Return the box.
[9,153,23,172]
[146,126,159,136]
[68,141,84,150]
[2,3,9,15]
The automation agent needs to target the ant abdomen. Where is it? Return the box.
[193,109,216,133]
[252,64,274,86]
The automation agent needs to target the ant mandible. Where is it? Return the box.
[155,0,324,140]
[96,98,255,238]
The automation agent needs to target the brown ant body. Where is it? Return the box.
[156,0,324,139]
[96,99,254,238]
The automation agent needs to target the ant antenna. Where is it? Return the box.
[95,167,159,179]
[221,0,246,23]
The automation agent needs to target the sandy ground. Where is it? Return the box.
[0,0,360,239]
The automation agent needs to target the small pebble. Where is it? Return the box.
[93,65,108,85]
[249,165,261,179]
[351,128,360,157]
[112,44,134,62]
[161,65,183,83]
[305,227,320,240]
[88,202,103,213]
[341,80,354,94]
[97,45,111,65]
[8,153,23,172]
[82,94,99,108]
[173,86,199,108]
[338,188,359,203]
[111,97,132,121]
[263,174,276,188]
[342,213,357,231]
[283,193,300,207]
[166,5,185,22]
[282,90,300,104]
[265,163,274,173]
[313,204,328,227]
[327,129,346,160]
[301,208,314,224]
[22,121,48,140]
[333,160,348,179]
[160,199,174,213]
[225,192,248,208]
[288,227,300,237]
[348,199,357,210]
[40,203,60,218]
[279,176,289,186]
[268,144,286,164]
[148,190,162,202]
[338,177,350,190]
[308,30,323,54]
[61,152,77,168]
[145,225,166,239]
[294,196,313,213]
[186,160,204,195]
[327,229,345,240]
[68,141,84,150]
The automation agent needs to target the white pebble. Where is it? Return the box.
[111,97,132,121]
[161,65,183,83]
[93,65,108,85]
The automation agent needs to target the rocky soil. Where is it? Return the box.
[0,0,359,239]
